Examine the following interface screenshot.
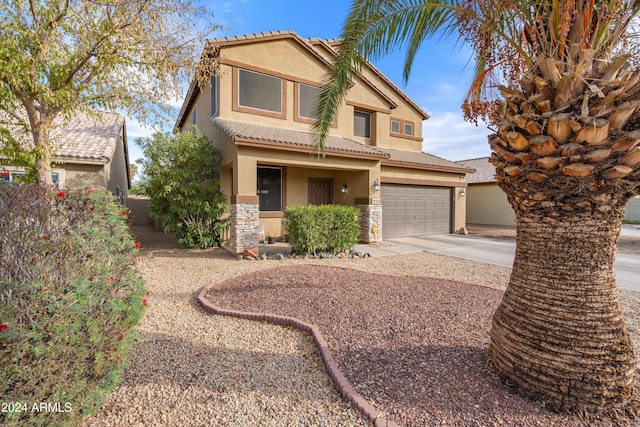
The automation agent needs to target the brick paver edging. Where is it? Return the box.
[197,284,399,427]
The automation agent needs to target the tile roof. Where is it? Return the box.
[380,148,474,173]
[212,118,387,158]
[0,110,125,163]
[457,157,496,183]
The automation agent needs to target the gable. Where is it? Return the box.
[175,30,429,130]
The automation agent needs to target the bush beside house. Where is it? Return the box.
[285,205,360,255]
[0,183,146,427]
[136,130,229,249]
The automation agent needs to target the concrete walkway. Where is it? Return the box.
[383,232,639,292]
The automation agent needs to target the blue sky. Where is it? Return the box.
[128,0,492,163]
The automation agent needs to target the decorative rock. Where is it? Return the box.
[275,253,284,260]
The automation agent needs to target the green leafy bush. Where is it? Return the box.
[285,205,360,254]
[136,129,229,248]
[0,183,146,427]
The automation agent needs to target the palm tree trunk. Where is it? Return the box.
[489,208,639,419]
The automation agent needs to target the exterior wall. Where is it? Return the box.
[227,196,260,253]
[105,130,129,203]
[625,196,640,222]
[355,199,383,242]
[64,163,107,189]
[466,182,516,226]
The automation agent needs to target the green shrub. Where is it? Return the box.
[285,204,360,254]
[136,129,229,248]
[0,183,146,427]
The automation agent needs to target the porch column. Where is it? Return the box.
[355,197,382,243]
[227,195,260,254]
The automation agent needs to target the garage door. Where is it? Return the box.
[381,184,451,237]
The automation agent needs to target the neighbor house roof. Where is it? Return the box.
[457,157,496,183]
[380,148,474,174]
[0,110,126,164]
[213,118,387,160]
[175,30,429,130]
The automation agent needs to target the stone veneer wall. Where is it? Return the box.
[228,196,260,253]
[355,198,383,243]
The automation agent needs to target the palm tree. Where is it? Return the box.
[315,0,640,420]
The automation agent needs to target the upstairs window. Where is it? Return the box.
[354,110,371,138]
[191,106,197,126]
[238,69,283,114]
[298,83,321,120]
[404,122,414,136]
[391,119,401,134]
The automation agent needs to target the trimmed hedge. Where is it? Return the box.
[0,183,146,426]
[285,204,360,254]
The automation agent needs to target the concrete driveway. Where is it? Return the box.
[383,231,640,292]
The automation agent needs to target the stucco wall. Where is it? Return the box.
[64,163,106,189]
[466,182,516,226]
[625,196,640,222]
[105,131,129,202]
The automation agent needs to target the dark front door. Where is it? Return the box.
[308,178,333,205]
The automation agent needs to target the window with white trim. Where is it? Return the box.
[391,119,401,134]
[238,69,283,114]
[404,122,413,136]
[354,110,371,138]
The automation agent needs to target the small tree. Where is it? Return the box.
[136,129,229,249]
[0,0,219,185]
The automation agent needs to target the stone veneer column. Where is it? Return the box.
[354,198,383,243]
[227,195,260,254]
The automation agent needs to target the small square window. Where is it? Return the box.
[404,123,413,136]
[391,120,401,134]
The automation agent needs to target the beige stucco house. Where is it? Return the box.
[457,157,516,227]
[1,111,131,203]
[459,156,640,224]
[175,30,472,253]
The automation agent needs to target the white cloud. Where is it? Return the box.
[422,111,493,161]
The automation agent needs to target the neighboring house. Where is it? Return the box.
[625,197,640,222]
[0,110,131,203]
[459,156,640,225]
[175,30,473,254]
[457,157,516,227]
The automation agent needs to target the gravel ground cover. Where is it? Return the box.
[84,225,640,426]
[204,265,640,427]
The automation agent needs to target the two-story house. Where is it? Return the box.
[175,30,472,254]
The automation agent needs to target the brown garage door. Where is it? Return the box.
[381,184,451,237]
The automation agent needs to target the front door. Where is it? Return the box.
[308,178,333,205]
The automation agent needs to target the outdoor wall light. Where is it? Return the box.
[373,180,380,192]
[459,188,466,196]
[341,183,348,194]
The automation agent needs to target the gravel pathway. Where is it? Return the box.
[84,225,640,426]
